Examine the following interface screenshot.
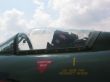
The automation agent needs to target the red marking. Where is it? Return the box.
[37,60,52,73]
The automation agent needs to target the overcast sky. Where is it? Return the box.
[0,0,110,42]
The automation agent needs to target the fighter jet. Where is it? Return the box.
[0,29,110,82]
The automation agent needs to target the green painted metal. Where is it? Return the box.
[0,51,110,82]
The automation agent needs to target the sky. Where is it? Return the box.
[0,0,110,43]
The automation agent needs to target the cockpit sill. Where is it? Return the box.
[0,46,90,55]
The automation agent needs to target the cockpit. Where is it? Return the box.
[0,29,110,55]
